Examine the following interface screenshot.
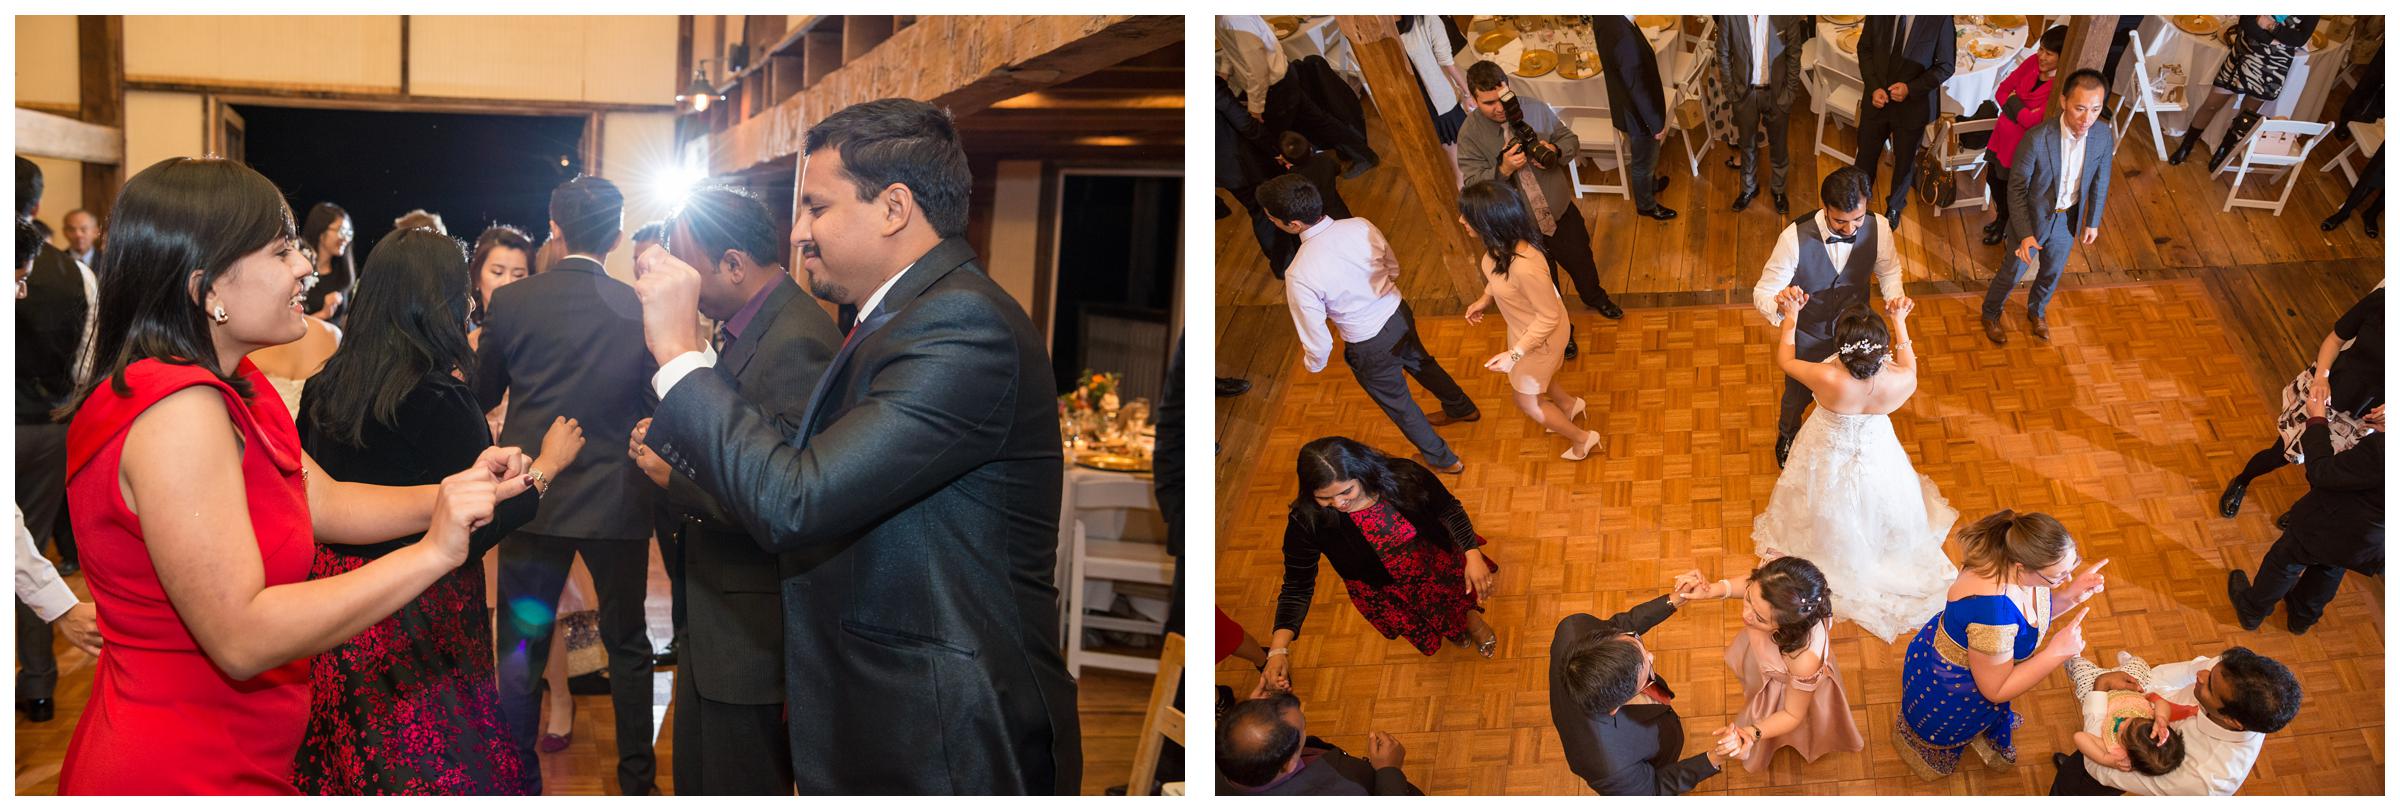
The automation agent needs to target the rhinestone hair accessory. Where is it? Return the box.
[1837,339,1885,356]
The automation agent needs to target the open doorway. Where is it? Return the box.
[1046,169,1181,404]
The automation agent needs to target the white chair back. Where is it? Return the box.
[2113,29,2188,160]
[1932,116,2000,215]
[2215,118,2332,215]
[1813,55,1865,165]
[1557,104,1630,199]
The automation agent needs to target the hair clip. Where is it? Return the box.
[1837,339,1886,356]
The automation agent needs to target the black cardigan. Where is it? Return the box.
[298,371,539,562]
[1274,459,1483,637]
[2325,286,2383,417]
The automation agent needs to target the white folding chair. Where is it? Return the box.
[1063,476,1175,677]
[1812,55,1864,166]
[2213,118,2332,215]
[1667,16,1720,176]
[2111,29,2188,161]
[1931,117,2001,217]
[2317,119,2384,187]
[1557,104,1630,199]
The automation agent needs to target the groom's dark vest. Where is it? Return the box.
[1789,212,1876,362]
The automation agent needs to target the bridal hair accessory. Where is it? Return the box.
[1837,339,1884,356]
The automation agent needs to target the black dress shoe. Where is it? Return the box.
[1775,434,1794,468]
[1982,221,2006,245]
[19,698,53,723]
[1596,300,1624,320]
[2321,211,2350,231]
[2226,570,2265,630]
[1772,191,1789,215]
[2366,219,2381,239]
[2218,481,2246,517]
[1884,205,1902,230]
[57,558,79,577]
[1731,188,1759,212]
[1215,377,1252,397]
[1563,340,1579,360]
[652,641,678,668]
[1639,206,1678,221]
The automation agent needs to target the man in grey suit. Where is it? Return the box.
[631,99,1079,794]
[476,174,661,795]
[1983,69,2115,345]
[627,187,839,794]
[1715,15,1808,214]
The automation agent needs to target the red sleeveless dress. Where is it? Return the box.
[57,358,314,795]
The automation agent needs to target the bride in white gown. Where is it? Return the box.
[1752,292,1958,642]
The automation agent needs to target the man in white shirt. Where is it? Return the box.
[1258,173,1478,474]
[1983,69,2115,345]
[1751,167,1905,467]
[1216,15,1379,177]
[15,504,100,722]
[2050,647,2301,795]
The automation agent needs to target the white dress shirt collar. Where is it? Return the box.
[855,260,918,324]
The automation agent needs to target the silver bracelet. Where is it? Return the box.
[528,468,551,498]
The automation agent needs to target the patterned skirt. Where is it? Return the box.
[2274,366,2375,463]
[2213,36,2301,100]
[1892,614,2021,780]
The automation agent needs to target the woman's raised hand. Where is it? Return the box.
[2044,606,2091,659]
[426,466,499,566]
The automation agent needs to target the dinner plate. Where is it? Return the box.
[1823,14,1864,26]
[1518,48,1559,78]
[2172,15,2225,37]
[1075,453,1151,473]
[1634,15,1677,31]
[1985,15,2026,30]
[1557,50,1601,80]
[1835,26,1862,55]
[1476,29,1517,54]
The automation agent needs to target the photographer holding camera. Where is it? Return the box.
[1459,60,1623,358]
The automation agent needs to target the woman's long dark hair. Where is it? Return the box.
[1832,305,1892,379]
[1457,180,1548,277]
[69,157,297,415]
[300,227,474,448]
[299,201,353,313]
[1750,557,1834,655]
[1289,436,1434,530]
[466,223,534,326]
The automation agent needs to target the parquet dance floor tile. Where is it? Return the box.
[1214,280,2384,794]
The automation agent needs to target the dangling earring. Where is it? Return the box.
[211,304,230,324]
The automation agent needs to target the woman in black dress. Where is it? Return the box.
[2170,15,2319,170]
[298,202,356,325]
[289,227,587,794]
[1260,437,1499,695]
[2219,282,2383,518]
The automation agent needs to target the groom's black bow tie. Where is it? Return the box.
[1824,233,1856,245]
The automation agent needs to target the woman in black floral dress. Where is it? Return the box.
[289,228,585,794]
[1258,437,1500,693]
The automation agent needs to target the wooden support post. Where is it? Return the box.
[78,15,125,216]
[2053,16,2117,113]
[1337,15,1483,306]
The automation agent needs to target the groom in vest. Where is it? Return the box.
[1750,167,1906,467]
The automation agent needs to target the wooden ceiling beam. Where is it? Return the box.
[15,108,125,165]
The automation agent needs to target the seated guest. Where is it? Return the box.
[1217,691,1421,795]
[1276,132,1352,221]
[1550,588,1748,794]
[2049,647,2302,795]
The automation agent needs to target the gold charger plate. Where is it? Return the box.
[1075,453,1151,473]
[1264,15,1303,38]
[2310,29,2332,51]
[1823,14,1864,26]
[1985,15,2026,30]
[1557,51,1600,80]
[1835,27,1862,55]
[1969,40,2006,60]
[1635,15,1676,31]
[1475,29,1517,54]
[2172,15,2224,37]
[1517,48,1558,78]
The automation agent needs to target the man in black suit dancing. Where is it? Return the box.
[1855,15,1955,228]
[633,98,1080,794]
[628,187,840,794]
[1550,583,1749,795]
[478,175,661,795]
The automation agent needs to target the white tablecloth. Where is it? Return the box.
[1805,17,2030,116]
[1454,16,1678,114]
[2117,15,2349,144]
[1279,16,1359,78]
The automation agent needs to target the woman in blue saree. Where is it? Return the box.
[1896,510,2109,779]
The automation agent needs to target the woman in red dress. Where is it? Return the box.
[1259,437,1500,694]
[56,157,533,795]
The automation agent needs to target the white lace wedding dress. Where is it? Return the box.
[1752,404,1960,642]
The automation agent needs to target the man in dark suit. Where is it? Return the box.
[1217,691,1421,795]
[1855,15,1955,227]
[476,174,661,796]
[626,187,836,794]
[633,98,1080,794]
[1550,590,1747,794]
[1594,15,1676,221]
[1982,69,2115,345]
[1715,15,1809,214]
[16,157,92,723]
[2229,399,2383,635]
[1219,77,1298,278]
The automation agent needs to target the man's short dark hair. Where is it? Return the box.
[1217,692,1303,788]
[2214,647,2301,733]
[1256,173,1325,225]
[549,175,624,256]
[17,156,44,222]
[630,219,668,245]
[16,218,41,272]
[803,98,971,239]
[1279,131,1314,167]
[1561,635,1646,717]
[2065,68,2110,98]
[1820,167,1871,214]
[1466,60,1509,94]
[674,186,784,268]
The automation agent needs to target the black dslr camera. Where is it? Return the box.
[1498,88,1560,169]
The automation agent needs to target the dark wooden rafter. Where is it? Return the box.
[76,15,127,217]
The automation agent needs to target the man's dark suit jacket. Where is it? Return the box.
[2289,421,2385,576]
[1859,15,1957,126]
[648,238,1080,793]
[1216,742,1423,796]
[1713,15,1811,109]
[1593,16,1668,138]
[663,278,840,706]
[16,243,88,424]
[475,255,658,539]
[1549,596,1719,795]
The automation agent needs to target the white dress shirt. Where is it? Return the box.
[15,506,77,623]
[72,256,97,384]
[1215,15,1287,118]
[1752,210,1907,325]
[2056,125,2090,212]
[2087,656,2265,795]
[653,261,912,399]
[1284,218,1403,373]
[1746,16,1773,85]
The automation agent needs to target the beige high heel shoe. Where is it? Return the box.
[1562,429,1603,461]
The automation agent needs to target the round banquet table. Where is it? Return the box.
[1804,16,2031,116]
[1453,16,1678,114]
[2116,15,2349,145]
[1278,16,1361,79]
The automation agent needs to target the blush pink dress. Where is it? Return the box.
[1724,620,1865,771]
